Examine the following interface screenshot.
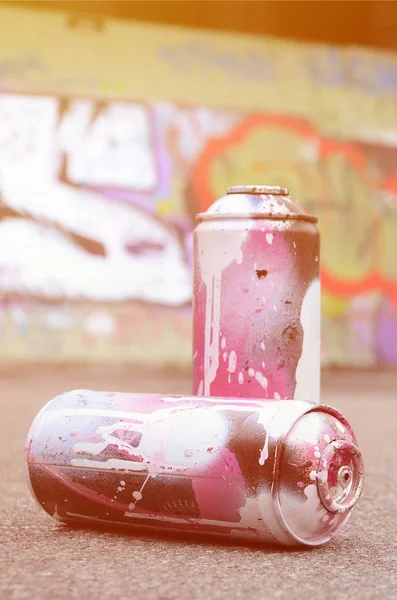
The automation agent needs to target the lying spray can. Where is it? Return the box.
[193,185,320,401]
[25,390,363,547]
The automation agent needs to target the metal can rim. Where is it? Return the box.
[227,185,289,195]
[270,403,363,547]
[196,212,318,223]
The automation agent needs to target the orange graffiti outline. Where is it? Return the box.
[193,113,397,303]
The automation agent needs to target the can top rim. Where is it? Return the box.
[227,185,289,196]
[196,212,318,223]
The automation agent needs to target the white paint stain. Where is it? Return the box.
[266,232,273,245]
[84,311,115,337]
[238,371,244,384]
[274,392,281,400]
[261,341,266,350]
[248,368,255,377]
[281,483,330,539]
[256,402,310,468]
[294,279,321,404]
[221,336,226,349]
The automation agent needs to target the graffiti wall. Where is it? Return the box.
[0,6,396,366]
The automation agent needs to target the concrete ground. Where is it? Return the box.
[0,366,396,600]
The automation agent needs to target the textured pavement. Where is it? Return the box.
[0,366,396,600]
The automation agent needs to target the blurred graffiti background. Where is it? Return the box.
[0,2,397,368]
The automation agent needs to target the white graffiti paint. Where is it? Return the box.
[0,181,191,304]
[294,279,321,403]
[72,407,230,475]
[0,94,157,190]
[0,94,191,305]
[58,100,157,190]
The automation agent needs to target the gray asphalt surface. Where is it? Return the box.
[0,366,396,600]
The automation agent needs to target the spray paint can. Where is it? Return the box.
[193,185,320,401]
[26,390,363,547]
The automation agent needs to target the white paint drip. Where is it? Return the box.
[294,279,321,403]
[255,371,268,390]
[266,232,273,245]
[129,473,151,510]
[238,371,244,384]
[259,432,269,466]
[198,227,248,396]
[227,350,237,383]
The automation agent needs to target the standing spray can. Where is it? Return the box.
[25,390,363,547]
[193,185,320,401]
